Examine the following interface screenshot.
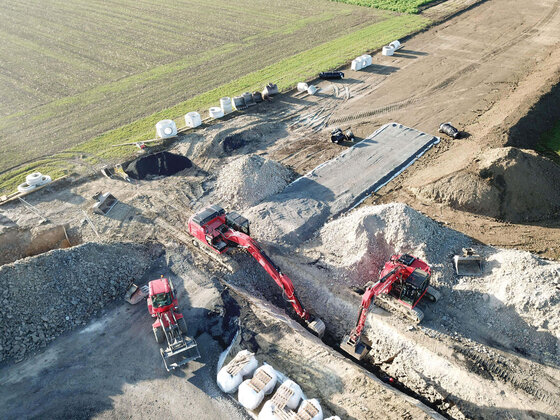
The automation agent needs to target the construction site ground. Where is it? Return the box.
[1,0,560,418]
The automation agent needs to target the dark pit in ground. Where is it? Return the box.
[222,134,246,153]
[124,151,192,180]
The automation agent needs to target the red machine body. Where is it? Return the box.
[188,205,325,337]
[341,254,439,360]
[147,277,184,329]
[147,277,199,371]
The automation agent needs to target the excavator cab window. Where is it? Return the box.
[152,292,172,308]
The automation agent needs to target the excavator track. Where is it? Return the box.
[152,215,239,272]
[374,294,424,323]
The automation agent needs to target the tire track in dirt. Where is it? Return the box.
[329,0,560,126]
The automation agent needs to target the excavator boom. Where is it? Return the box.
[188,205,325,337]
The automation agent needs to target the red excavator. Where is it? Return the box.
[187,205,326,337]
[340,254,440,360]
[148,276,200,371]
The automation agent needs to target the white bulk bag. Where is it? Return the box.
[297,82,309,92]
[184,112,202,128]
[298,399,323,420]
[217,367,243,393]
[382,46,395,56]
[255,364,277,395]
[277,380,302,410]
[238,379,265,410]
[155,119,177,138]
[220,97,233,114]
[209,107,225,119]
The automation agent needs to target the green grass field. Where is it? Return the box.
[0,0,430,193]
[329,0,437,14]
[539,120,560,159]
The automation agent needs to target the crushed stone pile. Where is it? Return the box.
[0,242,159,362]
[314,203,470,284]
[312,203,560,340]
[412,147,560,222]
[215,154,294,209]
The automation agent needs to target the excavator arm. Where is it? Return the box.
[223,230,325,337]
[341,268,398,359]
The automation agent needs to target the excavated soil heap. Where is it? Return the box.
[215,154,294,208]
[313,203,560,338]
[412,147,560,222]
[124,151,192,180]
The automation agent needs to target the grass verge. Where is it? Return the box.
[328,0,438,14]
[538,120,560,160]
[0,13,429,194]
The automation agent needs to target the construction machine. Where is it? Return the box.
[187,205,326,337]
[147,276,200,371]
[340,254,440,360]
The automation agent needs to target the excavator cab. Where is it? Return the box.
[391,268,430,307]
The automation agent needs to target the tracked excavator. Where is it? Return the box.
[340,254,440,360]
[188,205,326,337]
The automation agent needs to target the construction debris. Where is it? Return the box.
[92,192,118,215]
[438,122,461,139]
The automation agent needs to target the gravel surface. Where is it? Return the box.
[0,242,160,362]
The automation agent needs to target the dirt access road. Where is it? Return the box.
[327,0,560,258]
[1,0,560,418]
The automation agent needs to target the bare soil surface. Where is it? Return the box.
[1,0,560,418]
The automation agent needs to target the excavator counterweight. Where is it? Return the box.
[188,205,325,337]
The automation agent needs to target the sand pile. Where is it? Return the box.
[483,249,560,334]
[215,154,294,209]
[412,147,560,222]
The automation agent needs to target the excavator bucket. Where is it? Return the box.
[124,283,149,304]
[454,248,483,276]
[307,317,326,338]
[340,335,370,360]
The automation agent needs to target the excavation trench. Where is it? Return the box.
[0,224,81,266]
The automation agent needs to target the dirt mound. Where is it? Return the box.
[314,203,469,282]
[124,151,192,180]
[413,147,560,222]
[312,203,560,339]
[0,242,159,362]
[215,154,294,209]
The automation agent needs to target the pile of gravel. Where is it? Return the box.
[0,242,158,362]
[314,203,470,283]
[215,154,294,209]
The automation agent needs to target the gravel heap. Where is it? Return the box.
[0,242,158,362]
[215,154,294,209]
[314,203,470,282]
[313,203,560,341]
[413,147,560,222]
